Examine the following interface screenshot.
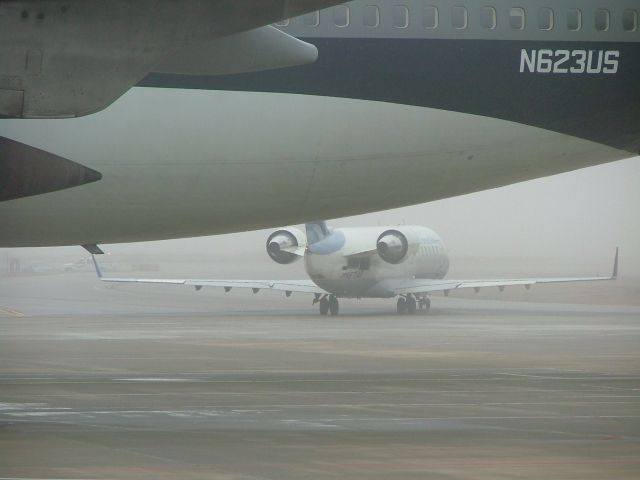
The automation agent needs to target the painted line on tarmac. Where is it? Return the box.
[0,306,25,317]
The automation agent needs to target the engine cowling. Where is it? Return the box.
[376,229,410,264]
[266,228,306,264]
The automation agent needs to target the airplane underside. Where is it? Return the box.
[2,26,639,246]
[0,86,629,247]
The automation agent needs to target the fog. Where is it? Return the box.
[3,156,639,281]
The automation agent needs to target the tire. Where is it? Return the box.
[397,297,407,315]
[407,296,417,314]
[328,296,339,316]
[319,298,329,316]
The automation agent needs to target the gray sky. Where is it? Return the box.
[3,156,639,278]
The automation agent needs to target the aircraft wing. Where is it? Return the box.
[104,277,325,295]
[0,0,345,118]
[91,256,326,296]
[394,249,619,296]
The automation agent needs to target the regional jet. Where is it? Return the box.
[90,221,619,315]
[1,1,639,247]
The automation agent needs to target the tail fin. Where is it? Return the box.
[305,221,330,245]
[612,247,619,280]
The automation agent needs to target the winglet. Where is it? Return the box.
[90,254,103,279]
[612,247,619,280]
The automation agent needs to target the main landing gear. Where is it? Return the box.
[397,295,430,315]
[318,295,339,316]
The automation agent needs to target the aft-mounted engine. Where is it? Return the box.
[376,228,423,264]
[266,228,306,264]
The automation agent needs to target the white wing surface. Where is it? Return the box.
[394,249,619,296]
[91,257,326,296]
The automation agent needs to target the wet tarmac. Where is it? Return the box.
[1,273,639,479]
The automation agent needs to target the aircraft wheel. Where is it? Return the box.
[407,296,417,314]
[396,297,407,315]
[319,297,329,316]
[419,298,431,312]
[328,296,339,316]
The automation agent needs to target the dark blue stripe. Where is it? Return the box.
[140,38,640,153]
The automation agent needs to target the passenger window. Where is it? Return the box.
[423,6,438,29]
[567,9,581,31]
[274,19,290,27]
[333,5,349,28]
[538,7,553,31]
[509,7,525,30]
[623,9,638,32]
[595,9,609,32]
[452,6,468,30]
[480,6,497,30]
[393,5,409,29]
[303,11,320,27]
[364,5,380,28]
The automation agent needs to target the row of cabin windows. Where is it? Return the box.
[419,244,442,256]
[280,6,639,33]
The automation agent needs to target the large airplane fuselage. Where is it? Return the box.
[1,0,639,247]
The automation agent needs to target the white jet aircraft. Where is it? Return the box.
[91,221,618,316]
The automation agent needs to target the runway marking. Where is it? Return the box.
[4,408,640,418]
[22,390,640,398]
[184,401,640,409]
[0,306,25,317]
[113,378,197,382]
[2,375,639,385]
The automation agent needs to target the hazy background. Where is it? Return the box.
[2,156,639,303]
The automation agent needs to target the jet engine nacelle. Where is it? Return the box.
[376,228,420,264]
[266,228,306,264]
